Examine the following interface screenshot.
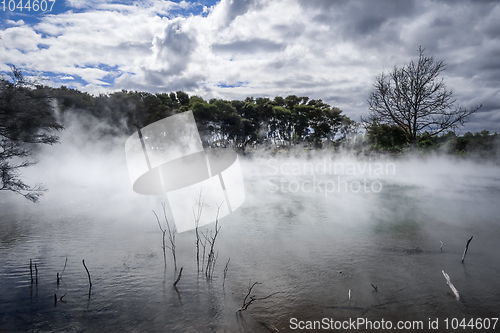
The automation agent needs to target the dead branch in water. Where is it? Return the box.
[57,257,68,287]
[442,270,460,300]
[212,251,219,277]
[35,263,38,285]
[203,204,222,280]
[82,259,92,288]
[61,257,67,278]
[153,210,168,269]
[440,240,443,251]
[153,203,177,271]
[201,228,208,273]
[461,236,473,263]
[30,259,33,284]
[174,267,183,286]
[223,258,230,289]
[162,202,177,271]
[371,284,378,292]
[238,281,260,312]
[193,190,204,273]
[237,281,280,312]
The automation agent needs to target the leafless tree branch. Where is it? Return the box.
[364,47,481,144]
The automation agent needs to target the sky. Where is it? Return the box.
[1,0,499,134]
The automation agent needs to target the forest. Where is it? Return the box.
[50,86,357,150]
[1,67,498,156]
[36,84,500,156]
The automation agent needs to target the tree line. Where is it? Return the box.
[364,123,499,156]
[50,87,356,149]
[1,47,497,202]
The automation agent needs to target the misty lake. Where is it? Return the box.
[1,134,500,332]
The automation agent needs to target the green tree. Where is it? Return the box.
[365,122,407,151]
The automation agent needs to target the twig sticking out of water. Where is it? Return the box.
[194,190,204,273]
[201,229,207,273]
[30,259,33,284]
[57,257,68,287]
[153,203,177,271]
[348,289,351,300]
[35,263,38,285]
[174,267,183,286]
[54,294,57,307]
[162,203,177,272]
[461,236,473,263]
[202,204,222,280]
[237,281,279,312]
[82,259,92,288]
[442,270,460,300]
[62,257,68,277]
[59,257,68,282]
[153,210,168,269]
[223,258,230,289]
[371,284,378,292]
[440,240,443,251]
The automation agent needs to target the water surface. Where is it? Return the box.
[1,156,499,332]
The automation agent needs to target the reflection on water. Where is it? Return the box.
[1,160,500,332]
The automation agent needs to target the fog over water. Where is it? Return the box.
[1,113,499,332]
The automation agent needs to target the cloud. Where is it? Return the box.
[0,26,42,52]
[209,0,261,27]
[151,18,198,75]
[6,20,25,26]
[212,38,284,54]
[0,0,499,133]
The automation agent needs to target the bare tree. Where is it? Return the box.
[1,66,63,202]
[363,47,481,144]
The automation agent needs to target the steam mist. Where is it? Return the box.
[1,111,499,332]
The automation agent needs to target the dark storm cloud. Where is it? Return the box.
[466,112,500,134]
[294,0,500,132]
[450,42,500,86]
[212,38,284,54]
[303,0,417,38]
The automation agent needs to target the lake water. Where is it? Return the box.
[1,152,500,332]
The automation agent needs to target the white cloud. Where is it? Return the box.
[1,0,499,132]
[0,26,42,52]
[6,20,25,26]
